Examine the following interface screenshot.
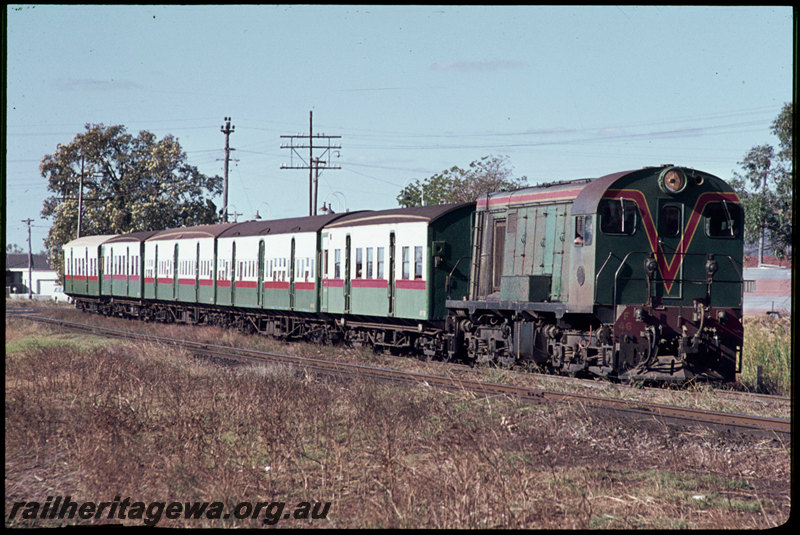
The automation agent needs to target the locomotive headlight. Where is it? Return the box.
[658,167,687,194]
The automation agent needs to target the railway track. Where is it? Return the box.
[10,312,791,441]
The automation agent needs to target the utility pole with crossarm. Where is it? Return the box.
[280,111,341,216]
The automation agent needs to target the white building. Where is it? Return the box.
[5,253,64,300]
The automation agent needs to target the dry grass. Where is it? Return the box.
[737,316,792,395]
[31,304,792,419]
[5,316,791,529]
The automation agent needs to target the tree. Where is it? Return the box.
[397,155,527,207]
[41,123,223,275]
[731,103,793,262]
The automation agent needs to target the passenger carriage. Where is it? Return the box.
[63,235,116,298]
[215,214,346,311]
[321,204,474,323]
[143,224,234,304]
[101,230,160,300]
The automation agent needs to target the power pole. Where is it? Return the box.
[280,111,341,216]
[77,157,85,238]
[220,117,236,222]
[21,218,34,299]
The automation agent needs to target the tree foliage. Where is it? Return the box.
[731,103,793,261]
[41,123,223,275]
[397,155,527,207]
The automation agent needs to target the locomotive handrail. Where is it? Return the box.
[593,251,615,303]
[445,256,471,300]
[610,250,648,313]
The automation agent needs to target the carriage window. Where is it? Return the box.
[376,247,385,279]
[334,249,341,279]
[600,199,637,235]
[660,205,682,237]
[704,201,742,238]
[366,247,374,279]
[402,247,410,280]
[414,246,423,279]
[355,248,363,278]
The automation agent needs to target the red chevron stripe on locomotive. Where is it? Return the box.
[603,190,740,294]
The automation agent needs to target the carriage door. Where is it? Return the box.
[173,244,179,300]
[491,219,506,293]
[230,242,237,306]
[657,201,684,299]
[289,238,296,310]
[195,242,201,303]
[154,245,159,297]
[125,245,131,297]
[388,232,396,316]
[257,240,265,307]
[344,235,352,313]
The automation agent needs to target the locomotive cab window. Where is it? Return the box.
[704,201,742,238]
[600,199,637,235]
[574,215,592,246]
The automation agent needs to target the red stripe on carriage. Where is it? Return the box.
[351,279,389,289]
[396,279,426,290]
[322,279,344,288]
[235,280,259,289]
[263,281,291,290]
[295,281,315,291]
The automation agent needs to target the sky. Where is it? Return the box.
[4,5,794,252]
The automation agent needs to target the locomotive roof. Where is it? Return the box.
[569,169,636,216]
[568,166,726,215]
[477,178,592,211]
[103,230,162,243]
[147,222,236,241]
[218,212,353,238]
[63,234,118,248]
[324,203,474,228]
